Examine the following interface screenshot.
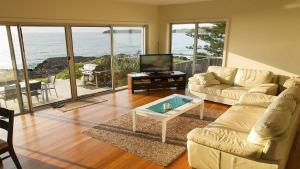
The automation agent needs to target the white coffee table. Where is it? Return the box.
[131,94,204,143]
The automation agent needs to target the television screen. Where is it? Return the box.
[140,54,173,73]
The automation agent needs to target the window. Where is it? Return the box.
[171,21,227,77]
[113,27,145,88]
[171,24,195,78]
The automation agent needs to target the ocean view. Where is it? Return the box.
[0,31,203,70]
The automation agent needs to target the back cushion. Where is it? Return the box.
[247,106,292,146]
[234,69,273,87]
[283,77,300,88]
[279,86,300,102]
[268,96,296,113]
[247,95,296,146]
[207,66,237,85]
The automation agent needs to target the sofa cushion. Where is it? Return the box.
[221,86,249,100]
[187,127,264,159]
[283,77,300,88]
[238,93,276,108]
[247,106,292,146]
[234,69,273,88]
[211,105,266,132]
[208,66,237,85]
[268,96,296,113]
[279,86,300,102]
[248,83,278,96]
[188,84,230,96]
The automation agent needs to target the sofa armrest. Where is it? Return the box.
[187,127,263,159]
[190,72,220,87]
[188,77,201,85]
[249,83,278,95]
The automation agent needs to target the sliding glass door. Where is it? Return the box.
[21,26,71,107]
[0,26,21,113]
[0,24,147,112]
[171,22,227,76]
[71,27,112,96]
[113,27,145,88]
[10,26,30,111]
[171,24,195,78]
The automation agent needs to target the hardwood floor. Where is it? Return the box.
[1,89,300,169]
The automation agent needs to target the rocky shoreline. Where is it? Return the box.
[29,56,97,78]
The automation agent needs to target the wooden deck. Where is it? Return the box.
[1,89,300,169]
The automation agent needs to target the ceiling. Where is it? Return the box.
[110,0,214,6]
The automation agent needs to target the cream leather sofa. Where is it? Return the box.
[188,66,279,105]
[187,87,300,169]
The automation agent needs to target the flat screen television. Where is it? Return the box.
[140,54,173,73]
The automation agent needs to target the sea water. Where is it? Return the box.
[0,30,203,70]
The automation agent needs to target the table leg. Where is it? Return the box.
[200,102,204,120]
[132,111,136,132]
[45,87,49,102]
[96,75,99,88]
[162,120,167,143]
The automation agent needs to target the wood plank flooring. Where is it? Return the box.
[1,89,300,169]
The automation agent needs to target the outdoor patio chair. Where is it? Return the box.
[46,75,58,97]
[22,81,43,103]
[0,85,17,108]
[0,108,22,169]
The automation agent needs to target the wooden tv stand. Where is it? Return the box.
[127,71,186,94]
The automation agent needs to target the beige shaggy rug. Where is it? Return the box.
[83,108,223,166]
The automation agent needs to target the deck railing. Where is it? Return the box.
[173,56,223,78]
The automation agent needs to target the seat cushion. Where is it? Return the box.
[208,66,237,85]
[210,105,266,132]
[221,86,249,100]
[187,127,264,159]
[234,69,273,88]
[0,139,8,150]
[188,84,230,96]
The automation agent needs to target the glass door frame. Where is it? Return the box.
[1,25,25,113]
[69,25,114,97]
[169,19,230,75]
[68,25,147,98]
[112,25,147,90]
[18,25,74,112]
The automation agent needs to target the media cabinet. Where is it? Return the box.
[127,71,186,94]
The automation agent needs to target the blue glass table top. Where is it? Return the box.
[146,96,192,114]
